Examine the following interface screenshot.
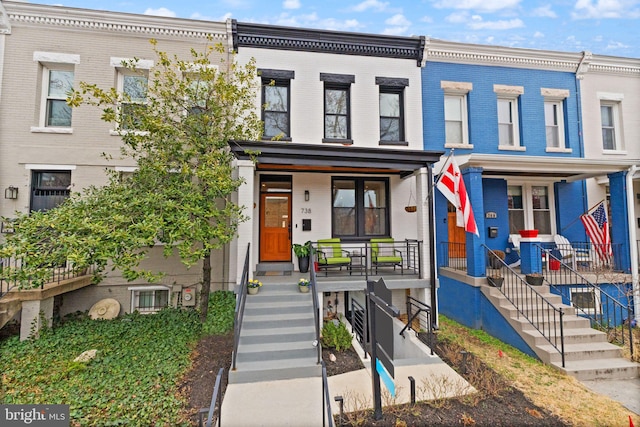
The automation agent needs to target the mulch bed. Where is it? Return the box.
[179,332,570,426]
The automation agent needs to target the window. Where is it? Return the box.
[508,184,552,235]
[571,289,600,315]
[494,85,523,149]
[30,170,71,212]
[597,92,624,152]
[120,73,148,130]
[541,88,569,151]
[110,57,153,133]
[32,52,80,133]
[321,73,354,144]
[441,81,472,147]
[260,69,294,140]
[377,77,408,145]
[332,178,388,238]
[129,286,170,313]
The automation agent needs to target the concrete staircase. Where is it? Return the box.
[481,284,640,380]
[228,281,322,384]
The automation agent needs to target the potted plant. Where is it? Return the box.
[247,278,262,294]
[292,241,313,273]
[525,273,544,286]
[298,278,311,293]
[488,250,505,269]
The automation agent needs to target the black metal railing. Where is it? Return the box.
[310,259,322,364]
[321,361,334,427]
[349,298,367,356]
[309,239,422,279]
[198,367,224,427]
[1,255,95,299]
[536,244,635,358]
[231,243,251,372]
[552,242,623,273]
[400,296,434,355]
[438,242,467,271]
[483,245,566,367]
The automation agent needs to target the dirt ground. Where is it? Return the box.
[179,333,569,426]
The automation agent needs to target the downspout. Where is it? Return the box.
[626,165,640,322]
[427,164,438,326]
[574,51,590,219]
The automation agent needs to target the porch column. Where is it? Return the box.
[416,167,430,280]
[233,159,256,287]
[608,171,631,273]
[20,297,53,341]
[520,238,542,274]
[464,167,485,277]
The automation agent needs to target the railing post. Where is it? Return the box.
[408,376,416,405]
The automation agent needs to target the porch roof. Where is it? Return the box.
[229,141,444,176]
[436,153,638,182]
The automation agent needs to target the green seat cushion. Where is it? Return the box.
[318,257,351,265]
[375,256,402,264]
[318,238,343,258]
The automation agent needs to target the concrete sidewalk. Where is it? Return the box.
[580,377,640,415]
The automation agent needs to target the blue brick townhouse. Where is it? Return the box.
[421,40,639,378]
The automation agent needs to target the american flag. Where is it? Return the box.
[436,155,479,236]
[580,201,612,261]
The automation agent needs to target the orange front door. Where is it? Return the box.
[448,209,466,258]
[259,193,292,262]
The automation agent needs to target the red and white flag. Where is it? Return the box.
[580,201,612,261]
[436,155,479,236]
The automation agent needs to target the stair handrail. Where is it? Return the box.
[483,245,566,367]
[538,244,635,358]
[399,295,434,355]
[198,367,224,427]
[231,243,251,372]
[310,252,322,364]
[321,361,335,427]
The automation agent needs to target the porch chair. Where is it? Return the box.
[370,238,403,275]
[316,238,351,276]
[553,234,591,270]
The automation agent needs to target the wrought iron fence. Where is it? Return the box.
[231,243,251,372]
[198,367,224,427]
[438,242,467,271]
[400,295,434,355]
[552,242,623,273]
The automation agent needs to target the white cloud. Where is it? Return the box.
[385,13,410,26]
[144,7,176,17]
[272,12,361,31]
[382,14,411,35]
[533,31,544,38]
[572,0,640,19]
[468,17,524,30]
[351,0,389,12]
[432,0,520,12]
[531,5,557,18]
[283,0,301,9]
[420,15,434,23]
[445,11,470,23]
[606,40,630,49]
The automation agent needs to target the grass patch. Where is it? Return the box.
[0,290,236,426]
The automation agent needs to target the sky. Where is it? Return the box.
[45,0,640,59]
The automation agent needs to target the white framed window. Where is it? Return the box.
[507,183,554,235]
[129,286,170,313]
[110,57,153,134]
[597,92,624,153]
[494,85,523,150]
[31,52,80,134]
[542,89,570,152]
[571,288,601,315]
[441,81,472,148]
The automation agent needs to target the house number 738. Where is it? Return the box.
[300,208,312,214]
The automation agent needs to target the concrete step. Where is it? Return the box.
[237,345,318,363]
[240,324,317,337]
[229,358,322,383]
[514,315,591,330]
[242,317,315,331]
[553,358,640,381]
[540,342,624,363]
[240,331,316,345]
[525,327,609,346]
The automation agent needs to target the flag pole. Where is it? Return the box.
[426,147,455,202]
[560,199,606,234]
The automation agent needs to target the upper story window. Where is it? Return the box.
[376,77,408,145]
[110,57,153,133]
[321,73,354,144]
[32,52,80,134]
[494,85,524,150]
[542,88,570,152]
[597,92,624,152]
[260,69,294,140]
[441,81,472,148]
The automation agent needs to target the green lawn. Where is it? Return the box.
[0,290,235,426]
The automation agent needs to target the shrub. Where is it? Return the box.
[202,290,236,335]
[321,319,353,351]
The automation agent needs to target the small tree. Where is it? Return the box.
[1,40,262,321]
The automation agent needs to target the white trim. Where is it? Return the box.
[127,285,171,291]
[440,80,472,93]
[110,129,150,136]
[33,51,80,64]
[24,164,76,170]
[498,145,526,151]
[602,149,628,155]
[545,147,572,153]
[445,143,474,149]
[115,166,138,172]
[597,91,624,101]
[493,84,524,95]
[110,57,153,69]
[30,126,73,134]
[540,88,569,98]
[507,182,556,236]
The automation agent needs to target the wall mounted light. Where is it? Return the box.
[304,190,310,202]
[4,186,18,199]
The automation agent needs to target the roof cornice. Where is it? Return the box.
[233,21,425,66]
[2,1,227,40]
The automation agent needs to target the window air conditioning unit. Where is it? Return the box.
[182,287,196,307]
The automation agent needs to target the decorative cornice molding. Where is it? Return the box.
[233,21,425,66]
[0,2,11,34]
[3,1,226,40]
